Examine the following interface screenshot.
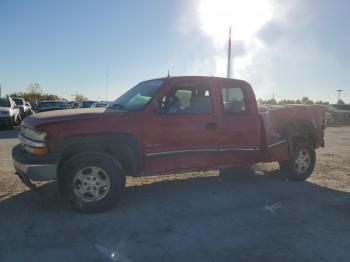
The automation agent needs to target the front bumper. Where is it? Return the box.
[12,144,59,182]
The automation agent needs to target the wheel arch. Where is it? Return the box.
[282,119,319,153]
[56,133,143,178]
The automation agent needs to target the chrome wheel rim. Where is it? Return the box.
[294,149,311,174]
[73,166,110,202]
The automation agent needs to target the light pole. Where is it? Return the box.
[336,89,343,104]
[227,26,232,79]
[105,65,109,103]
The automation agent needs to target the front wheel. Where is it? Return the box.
[58,152,125,213]
[279,139,316,181]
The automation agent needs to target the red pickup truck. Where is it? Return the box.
[12,76,325,212]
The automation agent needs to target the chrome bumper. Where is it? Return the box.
[12,144,58,182]
[13,159,57,181]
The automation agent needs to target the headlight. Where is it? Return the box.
[21,126,47,142]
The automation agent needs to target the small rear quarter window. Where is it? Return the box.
[221,87,246,113]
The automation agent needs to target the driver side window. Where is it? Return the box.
[159,83,212,115]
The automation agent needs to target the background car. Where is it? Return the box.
[29,101,38,112]
[91,102,108,108]
[24,102,33,115]
[35,100,69,113]
[326,104,350,125]
[79,101,97,108]
[11,97,29,117]
[0,97,21,127]
[67,101,80,109]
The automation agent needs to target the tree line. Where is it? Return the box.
[257,96,344,105]
[8,83,87,102]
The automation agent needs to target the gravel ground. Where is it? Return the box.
[0,126,349,261]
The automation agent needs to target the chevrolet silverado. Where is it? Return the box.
[12,76,325,212]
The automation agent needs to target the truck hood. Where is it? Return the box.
[22,108,109,129]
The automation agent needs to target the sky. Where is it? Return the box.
[0,0,349,103]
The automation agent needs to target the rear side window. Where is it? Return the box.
[221,87,246,113]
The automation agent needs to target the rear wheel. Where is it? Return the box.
[279,139,316,181]
[58,152,125,213]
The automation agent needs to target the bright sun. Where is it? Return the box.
[199,0,273,43]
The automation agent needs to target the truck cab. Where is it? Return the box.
[135,77,262,174]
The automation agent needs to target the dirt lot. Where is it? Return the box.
[0,127,349,261]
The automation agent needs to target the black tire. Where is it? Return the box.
[58,152,125,213]
[279,139,316,181]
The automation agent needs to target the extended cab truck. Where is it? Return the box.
[12,76,325,213]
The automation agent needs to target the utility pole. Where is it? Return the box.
[226,25,232,78]
[0,84,2,97]
[105,65,109,103]
[336,89,343,103]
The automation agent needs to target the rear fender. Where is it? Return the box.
[283,119,319,152]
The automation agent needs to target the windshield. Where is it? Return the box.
[109,80,163,111]
[0,98,11,107]
[38,101,68,109]
[12,98,23,105]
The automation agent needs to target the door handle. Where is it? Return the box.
[206,122,218,130]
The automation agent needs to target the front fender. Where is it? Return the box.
[54,133,143,177]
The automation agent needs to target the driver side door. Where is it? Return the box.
[142,79,221,174]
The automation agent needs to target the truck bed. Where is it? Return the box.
[258,104,325,162]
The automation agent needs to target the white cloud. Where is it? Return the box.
[179,0,350,103]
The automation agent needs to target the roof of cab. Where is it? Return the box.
[147,75,251,88]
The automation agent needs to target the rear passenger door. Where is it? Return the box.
[215,79,261,165]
